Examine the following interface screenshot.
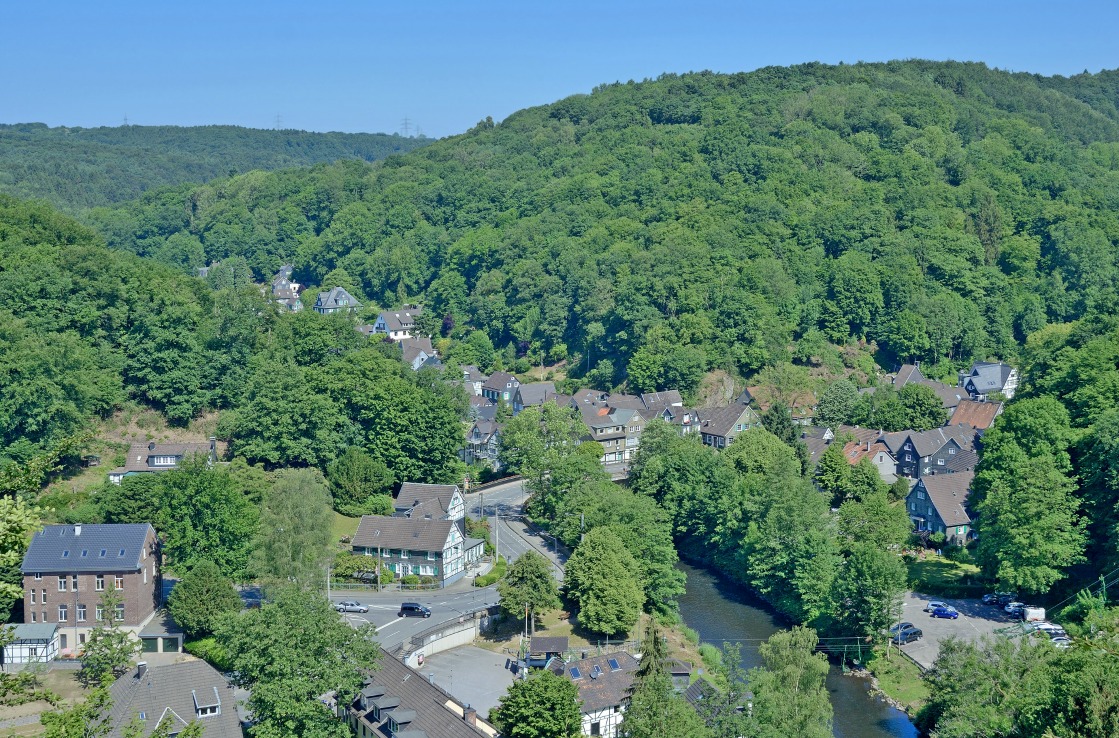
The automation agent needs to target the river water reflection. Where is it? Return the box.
[677,562,918,738]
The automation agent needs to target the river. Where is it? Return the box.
[677,562,918,738]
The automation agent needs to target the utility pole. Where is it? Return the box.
[401,116,411,137]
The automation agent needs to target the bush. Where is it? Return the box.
[474,556,508,587]
[698,643,723,673]
[401,574,421,586]
[681,625,700,645]
[183,637,233,672]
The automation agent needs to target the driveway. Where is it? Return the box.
[898,592,1022,669]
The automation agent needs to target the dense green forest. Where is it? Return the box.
[0,123,431,211]
[84,61,1119,395]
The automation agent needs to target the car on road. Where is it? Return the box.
[892,625,923,644]
[399,602,431,618]
[336,601,369,613]
[924,600,952,612]
[930,606,960,619]
[1050,636,1072,649]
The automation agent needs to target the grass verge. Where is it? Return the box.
[907,553,984,598]
[865,647,929,714]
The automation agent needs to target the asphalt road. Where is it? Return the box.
[329,585,501,649]
[470,479,567,578]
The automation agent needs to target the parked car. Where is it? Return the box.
[892,625,923,644]
[1050,636,1072,649]
[399,602,431,618]
[931,606,960,619]
[997,593,1019,606]
[889,622,915,636]
[336,601,369,613]
[1020,606,1046,622]
[1034,622,1068,638]
[1004,601,1027,615]
[924,600,951,613]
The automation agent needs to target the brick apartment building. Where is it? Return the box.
[20,523,161,654]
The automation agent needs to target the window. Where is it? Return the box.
[33,573,41,581]
[41,590,46,603]
[115,605,125,621]
[115,575,124,590]
[79,633,86,645]
[948,448,956,455]
[427,552,436,561]
[59,635,66,650]
[30,611,36,622]
[80,550,88,558]
[923,456,930,462]
[937,459,945,466]
[59,604,68,622]
[58,576,67,592]
[99,549,106,558]
[590,722,601,736]
[95,575,104,591]
[96,606,104,621]
[77,604,87,622]
[72,575,78,591]
[30,590,37,604]
[62,550,69,559]
[905,454,912,461]
[143,568,147,584]
[400,550,409,559]
[956,526,965,535]
[118,549,126,557]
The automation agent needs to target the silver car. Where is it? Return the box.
[336,600,369,613]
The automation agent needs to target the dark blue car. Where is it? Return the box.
[931,606,959,619]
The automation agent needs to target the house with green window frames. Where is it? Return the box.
[906,471,975,544]
[350,514,484,587]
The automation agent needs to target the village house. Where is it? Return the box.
[512,382,557,414]
[842,439,898,483]
[393,482,466,528]
[555,651,640,738]
[893,363,966,411]
[906,471,975,543]
[882,425,976,479]
[468,395,498,421]
[696,403,763,449]
[464,419,502,469]
[569,392,646,466]
[108,439,217,485]
[482,371,520,404]
[399,336,437,371]
[462,365,488,396]
[341,649,498,738]
[801,426,836,467]
[313,286,362,315]
[949,399,1004,432]
[350,515,483,587]
[270,264,303,312]
[20,524,163,654]
[372,305,423,340]
[105,660,241,738]
[959,361,1019,401]
[0,623,59,667]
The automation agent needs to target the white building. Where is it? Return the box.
[556,651,639,738]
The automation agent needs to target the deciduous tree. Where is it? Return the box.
[166,559,242,638]
[498,551,561,633]
[490,669,582,738]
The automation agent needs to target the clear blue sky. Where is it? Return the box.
[3,0,1116,139]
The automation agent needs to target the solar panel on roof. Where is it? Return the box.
[569,667,581,679]
[608,658,620,671]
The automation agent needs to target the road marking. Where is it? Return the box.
[376,617,405,632]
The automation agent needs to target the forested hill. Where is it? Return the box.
[0,123,432,210]
[89,61,1119,392]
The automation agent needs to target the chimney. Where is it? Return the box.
[148,441,156,451]
[74,524,82,537]
[464,705,477,727]
[137,661,147,680]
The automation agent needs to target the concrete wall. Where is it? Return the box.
[402,610,495,667]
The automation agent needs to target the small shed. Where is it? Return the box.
[528,636,569,668]
[1,623,59,668]
[667,658,693,692]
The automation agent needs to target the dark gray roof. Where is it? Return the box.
[914,471,974,527]
[109,441,215,475]
[107,660,241,738]
[917,379,966,410]
[965,362,1015,393]
[22,524,154,574]
[349,649,496,737]
[697,405,758,437]
[683,677,717,706]
[893,364,924,387]
[559,651,639,713]
[514,382,556,406]
[946,449,980,473]
[530,636,569,654]
[379,306,423,332]
[482,371,518,392]
[395,483,460,516]
[352,516,455,554]
[316,286,361,311]
[10,623,57,642]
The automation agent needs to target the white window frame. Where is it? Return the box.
[95,575,104,591]
[57,576,67,592]
[58,604,68,622]
[114,575,124,591]
[77,604,87,622]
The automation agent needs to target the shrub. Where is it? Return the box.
[474,556,508,587]
[401,574,421,586]
[698,643,723,673]
[681,625,700,645]
[183,637,233,672]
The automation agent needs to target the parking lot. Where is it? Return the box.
[898,591,1024,669]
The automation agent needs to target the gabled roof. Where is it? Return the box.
[350,650,497,738]
[316,286,361,311]
[107,660,241,738]
[395,483,460,517]
[401,336,435,355]
[22,524,154,574]
[946,449,979,473]
[469,420,500,442]
[918,379,966,410]
[514,382,556,406]
[950,400,1004,430]
[887,425,975,458]
[461,365,487,384]
[893,364,925,388]
[378,306,423,332]
[482,371,518,392]
[696,405,757,437]
[9,623,58,642]
[965,362,1015,393]
[914,471,974,527]
[843,441,895,466]
[836,426,883,446]
[109,440,216,475]
[530,636,569,655]
[352,515,455,554]
[556,651,640,713]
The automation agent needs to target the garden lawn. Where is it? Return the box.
[907,553,984,598]
[332,512,360,543]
